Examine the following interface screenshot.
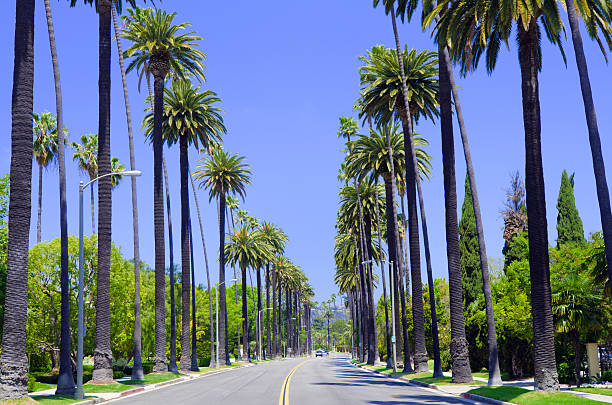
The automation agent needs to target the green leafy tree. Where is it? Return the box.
[556,171,585,247]
[459,173,482,308]
[0,174,9,343]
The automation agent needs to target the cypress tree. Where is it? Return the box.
[458,173,482,307]
[556,171,585,247]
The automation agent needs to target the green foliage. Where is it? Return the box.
[0,173,8,340]
[459,173,482,308]
[556,171,585,247]
[468,385,603,404]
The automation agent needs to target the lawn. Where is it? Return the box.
[119,372,181,386]
[571,388,612,397]
[469,386,606,404]
[32,395,95,405]
[472,370,512,381]
[407,372,486,386]
[82,383,134,393]
[28,382,55,392]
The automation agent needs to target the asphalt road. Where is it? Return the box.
[110,354,476,405]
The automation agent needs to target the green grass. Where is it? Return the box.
[407,372,486,386]
[571,388,612,397]
[32,395,95,404]
[28,382,55,392]
[82,383,134,393]
[120,372,181,386]
[469,386,605,404]
[471,370,513,381]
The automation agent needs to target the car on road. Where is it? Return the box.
[316,349,324,357]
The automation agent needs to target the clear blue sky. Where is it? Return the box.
[1,0,611,304]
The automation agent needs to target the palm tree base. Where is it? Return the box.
[0,361,28,400]
[413,353,429,373]
[153,359,167,373]
[534,368,560,392]
[450,338,473,383]
[131,366,145,381]
[55,372,76,396]
[92,351,113,382]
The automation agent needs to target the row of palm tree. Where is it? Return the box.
[332,0,612,392]
[0,2,315,400]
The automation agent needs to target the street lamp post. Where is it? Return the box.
[76,170,141,399]
[216,278,237,369]
[257,307,273,360]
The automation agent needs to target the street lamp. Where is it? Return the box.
[76,170,141,399]
[216,278,237,369]
[257,307,273,360]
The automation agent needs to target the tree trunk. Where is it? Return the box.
[90,185,95,235]
[44,0,74,393]
[93,0,113,382]
[518,19,559,392]
[162,156,178,373]
[179,136,192,371]
[226,206,241,359]
[265,264,271,359]
[0,0,34,398]
[152,71,167,372]
[444,46,502,386]
[278,278,283,356]
[256,267,263,359]
[272,268,277,357]
[389,10,428,373]
[189,170,215,367]
[565,0,612,286]
[36,164,42,244]
[218,193,230,365]
[189,217,199,371]
[438,42,473,383]
[374,193,392,367]
[241,266,250,361]
[364,214,378,363]
[111,3,144,380]
[571,331,581,387]
[415,178,443,378]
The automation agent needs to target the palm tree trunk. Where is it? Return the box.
[438,42,473,384]
[162,155,178,373]
[415,178,443,377]
[389,10,428,373]
[265,263,271,359]
[287,288,292,355]
[443,47,502,385]
[249,270,257,357]
[189,170,215,367]
[218,193,230,365]
[565,0,612,285]
[353,235,367,362]
[36,164,42,244]
[272,268,277,357]
[152,69,167,372]
[43,0,74,393]
[256,267,263,359]
[90,185,95,235]
[241,266,250,361]
[364,214,379,363]
[93,0,113,382]
[374,192,392,367]
[0,0,35,397]
[518,19,559,392]
[226,206,241,358]
[572,331,581,387]
[189,217,199,371]
[277,277,282,356]
[179,136,192,371]
[111,3,144,380]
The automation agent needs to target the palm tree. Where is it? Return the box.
[194,149,251,365]
[144,79,224,371]
[72,133,98,234]
[32,112,59,244]
[358,42,439,373]
[41,0,73,391]
[111,0,144,379]
[225,225,272,361]
[552,274,607,387]
[432,0,565,390]
[0,0,35,398]
[121,7,205,371]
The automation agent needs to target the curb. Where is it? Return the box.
[119,387,144,397]
[462,393,514,405]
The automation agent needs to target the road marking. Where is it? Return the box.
[279,358,313,405]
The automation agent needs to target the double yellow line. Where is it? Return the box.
[278,358,313,405]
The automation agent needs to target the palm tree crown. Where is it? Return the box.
[33,112,62,168]
[224,225,273,272]
[193,149,252,201]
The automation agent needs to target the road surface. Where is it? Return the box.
[110,354,476,405]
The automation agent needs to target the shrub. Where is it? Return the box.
[113,370,125,379]
[27,374,37,392]
[441,350,452,372]
[602,370,612,383]
[557,362,575,384]
[142,362,153,374]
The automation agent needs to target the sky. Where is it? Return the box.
[1,0,611,305]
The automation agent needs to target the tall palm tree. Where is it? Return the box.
[72,133,98,234]
[225,226,272,362]
[194,149,251,365]
[32,112,59,244]
[0,0,35,398]
[144,79,224,371]
[432,0,566,390]
[358,43,439,373]
[111,0,144,379]
[121,7,205,371]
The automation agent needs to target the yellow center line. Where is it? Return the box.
[279,358,313,405]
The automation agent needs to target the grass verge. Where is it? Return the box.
[119,372,181,386]
[469,386,605,404]
[407,372,486,386]
[571,388,612,397]
[28,382,55,393]
[82,384,133,393]
[32,395,95,404]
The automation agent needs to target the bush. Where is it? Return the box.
[198,357,211,368]
[142,362,154,375]
[602,370,612,383]
[441,350,452,372]
[557,362,575,384]
[113,370,125,379]
[27,374,37,392]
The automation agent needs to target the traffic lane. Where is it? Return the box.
[109,358,305,405]
[292,356,474,405]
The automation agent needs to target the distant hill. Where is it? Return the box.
[311,303,350,321]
